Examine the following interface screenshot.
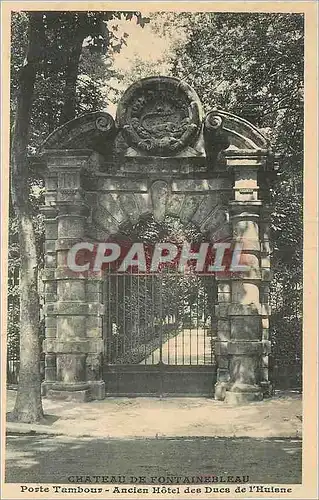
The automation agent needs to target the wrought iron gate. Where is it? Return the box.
[103,269,217,396]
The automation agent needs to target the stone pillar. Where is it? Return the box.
[41,152,105,401]
[41,203,58,392]
[214,152,271,403]
[259,204,273,396]
[214,279,232,400]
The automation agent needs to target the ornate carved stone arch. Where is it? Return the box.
[38,76,275,403]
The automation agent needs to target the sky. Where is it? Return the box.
[105,14,187,115]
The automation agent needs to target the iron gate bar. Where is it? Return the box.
[103,269,216,395]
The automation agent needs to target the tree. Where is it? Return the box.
[9,10,149,422]
[10,12,46,422]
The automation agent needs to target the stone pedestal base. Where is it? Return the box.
[47,388,91,402]
[41,381,54,396]
[214,381,229,401]
[46,382,91,402]
[42,381,105,401]
[260,381,273,398]
[224,390,263,405]
[87,381,105,400]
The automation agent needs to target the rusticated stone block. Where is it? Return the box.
[44,328,57,339]
[151,180,169,222]
[87,381,106,400]
[180,195,202,223]
[55,238,82,251]
[262,340,271,354]
[57,280,86,302]
[44,253,56,268]
[215,304,228,318]
[262,328,270,340]
[58,217,85,239]
[45,301,104,316]
[262,268,272,281]
[231,281,260,305]
[218,292,231,303]
[41,269,55,282]
[215,355,229,369]
[43,339,104,354]
[229,354,260,386]
[228,304,262,316]
[45,281,57,301]
[172,178,231,192]
[217,319,230,339]
[261,304,271,316]
[47,389,91,402]
[228,341,263,355]
[165,194,185,217]
[55,268,87,280]
[215,340,266,356]
[86,316,103,338]
[86,291,103,303]
[45,316,56,328]
[230,316,261,341]
[86,354,102,381]
[45,240,56,253]
[262,317,269,329]
[261,240,271,254]
[99,178,148,192]
[56,353,87,384]
[45,220,58,240]
[46,175,58,191]
[44,353,57,382]
[214,341,229,356]
[56,316,86,339]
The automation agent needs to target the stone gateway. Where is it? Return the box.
[38,76,275,404]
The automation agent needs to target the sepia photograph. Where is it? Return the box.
[1,2,317,499]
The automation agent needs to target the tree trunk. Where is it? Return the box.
[10,13,45,423]
[59,33,83,125]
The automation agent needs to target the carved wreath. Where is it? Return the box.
[120,85,200,155]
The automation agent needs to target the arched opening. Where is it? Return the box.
[102,214,217,396]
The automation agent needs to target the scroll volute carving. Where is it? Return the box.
[204,111,230,168]
[39,112,116,155]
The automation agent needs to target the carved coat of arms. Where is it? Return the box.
[116,77,202,155]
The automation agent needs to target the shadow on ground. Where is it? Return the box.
[6,434,302,484]
[6,412,60,425]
